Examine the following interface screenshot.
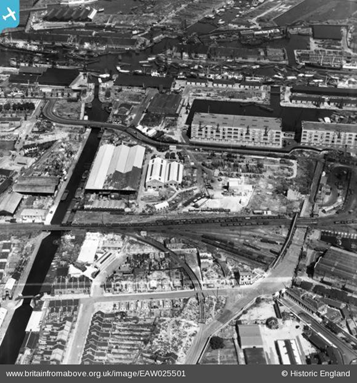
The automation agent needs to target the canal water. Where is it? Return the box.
[0,232,61,364]
[187,92,333,135]
[0,127,101,363]
[51,128,101,224]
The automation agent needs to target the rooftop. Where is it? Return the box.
[192,113,282,131]
[114,75,174,90]
[85,144,146,191]
[0,192,23,215]
[238,324,264,348]
[14,176,59,195]
[302,121,357,133]
[314,246,357,288]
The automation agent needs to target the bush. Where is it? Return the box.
[210,336,224,350]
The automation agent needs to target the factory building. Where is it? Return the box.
[145,158,183,189]
[238,325,264,349]
[85,144,146,193]
[301,121,357,151]
[0,192,22,216]
[13,176,59,195]
[314,247,357,293]
[191,113,283,148]
[275,339,304,365]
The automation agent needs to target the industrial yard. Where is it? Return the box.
[1,0,357,373]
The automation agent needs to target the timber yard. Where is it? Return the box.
[0,0,357,371]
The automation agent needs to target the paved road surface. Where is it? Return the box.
[185,243,300,363]
[43,100,324,155]
[280,297,357,365]
[63,288,231,364]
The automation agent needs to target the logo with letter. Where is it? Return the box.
[0,0,20,33]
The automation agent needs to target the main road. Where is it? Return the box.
[42,100,324,156]
[279,297,357,365]
[185,241,301,364]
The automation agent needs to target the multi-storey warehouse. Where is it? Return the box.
[301,121,357,151]
[190,113,283,148]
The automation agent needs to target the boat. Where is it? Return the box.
[61,190,69,202]
[258,105,274,113]
[139,60,149,65]
[133,69,144,75]
[116,66,130,73]
[147,56,156,62]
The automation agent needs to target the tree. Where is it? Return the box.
[210,336,224,350]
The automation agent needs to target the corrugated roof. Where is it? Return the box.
[238,325,263,348]
[14,176,59,195]
[85,144,145,191]
[314,246,357,287]
[0,192,22,215]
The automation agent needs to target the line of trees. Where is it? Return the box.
[0,102,36,112]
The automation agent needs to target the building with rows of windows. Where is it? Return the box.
[190,113,283,148]
[301,121,357,151]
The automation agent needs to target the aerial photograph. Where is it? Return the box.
[1,0,357,377]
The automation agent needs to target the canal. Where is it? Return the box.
[0,128,101,364]
[187,91,333,137]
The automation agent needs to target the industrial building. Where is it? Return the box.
[0,192,22,216]
[44,6,97,22]
[291,86,357,98]
[238,324,264,348]
[145,157,183,189]
[314,247,357,293]
[243,347,267,364]
[312,25,343,40]
[275,339,303,365]
[9,68,81,88]
[191,113,283,148]
[13,176,59,195]
[148,93,182,116]
[114,75,174,91]
[85,144,146,193]
[301,121,357,151]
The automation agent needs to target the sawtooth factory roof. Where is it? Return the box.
[85,144,146,192]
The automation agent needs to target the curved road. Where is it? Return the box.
[43,100,325,156]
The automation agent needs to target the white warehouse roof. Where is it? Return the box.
[146,158,183,186]
[85,144,146,191]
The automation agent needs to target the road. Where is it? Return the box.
[131,234,203,298]
[42,99,325,155]
[63,288,231,364]
[185,238,301,363]
[280,297,357,365]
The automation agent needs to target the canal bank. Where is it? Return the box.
[0,232,61,364]
[0,126,101,363]
[0,231,48,347]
